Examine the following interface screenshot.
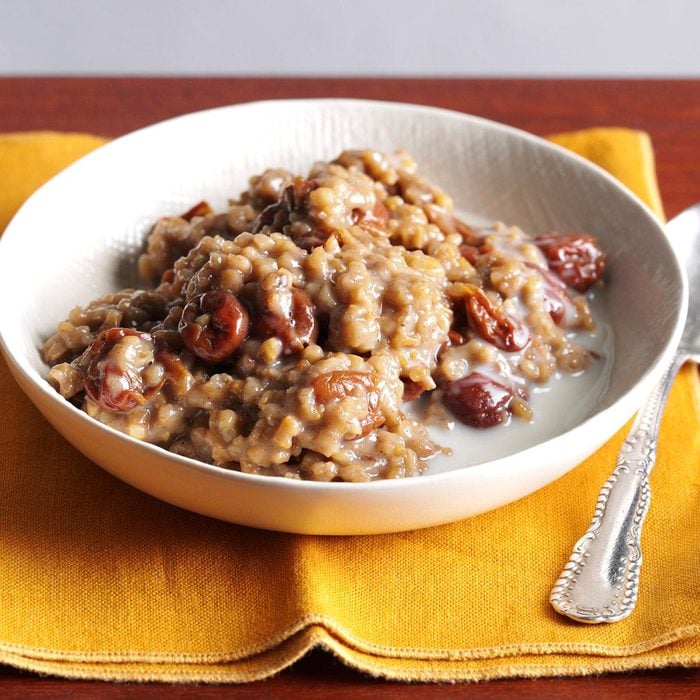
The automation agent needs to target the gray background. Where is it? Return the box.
[1,0,698,76]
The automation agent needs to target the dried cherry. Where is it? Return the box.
[462,285,530,352]
[180,200,213,222]
[534,232,606,292]
[442,371,515,428]
[401,378,425,402]
[254,286,318,354]
[352,200,389,235]
[525,262,575,327]
[453,217,482,245]
[179,290,250,363]
[313,371,384,436]
[81,328,157,412]
[252,177,331,250]
[459,244,482,265]
[438,330,466,359]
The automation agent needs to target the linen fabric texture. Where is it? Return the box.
[0,128,697,683]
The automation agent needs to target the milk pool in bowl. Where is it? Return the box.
[417,292,612,473]
[409,210,613,474]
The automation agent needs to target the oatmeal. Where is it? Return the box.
[43,150,606,482]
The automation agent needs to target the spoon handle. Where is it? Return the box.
[549,352,686,623]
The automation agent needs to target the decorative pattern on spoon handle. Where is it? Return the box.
[550,353,685,623]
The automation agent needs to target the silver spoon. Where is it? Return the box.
[550,203,700,624]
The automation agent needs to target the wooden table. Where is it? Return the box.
[0,78,697,698]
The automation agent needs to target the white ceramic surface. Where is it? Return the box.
[0,100,687,534]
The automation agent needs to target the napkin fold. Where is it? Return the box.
[0,128,697,683]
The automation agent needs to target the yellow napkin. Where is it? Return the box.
[0,129,697,683]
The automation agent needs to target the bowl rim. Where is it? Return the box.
[0,97,688,496]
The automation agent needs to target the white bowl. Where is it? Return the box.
[0,100,686,534]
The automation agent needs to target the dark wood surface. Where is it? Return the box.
[4,77,700,218]
[0,77,697,697]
